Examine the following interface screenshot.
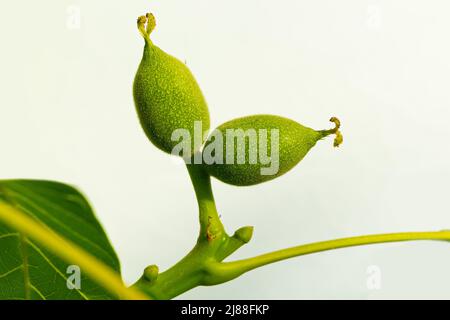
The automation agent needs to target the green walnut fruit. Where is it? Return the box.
[133,13,210,155]
[202,115,342,186]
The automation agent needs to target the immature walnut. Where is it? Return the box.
[133,13,210,155]
[202,115,342,186]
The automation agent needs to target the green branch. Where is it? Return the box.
[132,163,450,299]
[186,162,226,244]
[133,162,450,299]
[132,163,253,299]
[204,230,450,284]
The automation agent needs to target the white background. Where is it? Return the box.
[1,0,450,299]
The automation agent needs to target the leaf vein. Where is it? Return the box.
[30,284,46,300]
[0,265,23,279]
[0,233,19,240]
[27,240,89,300]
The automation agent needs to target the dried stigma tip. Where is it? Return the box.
[319,116,343,147]
[329,117,341,132]
[334,130,343,147]
[137,15,147,24]
[137,12,156,43]
[146,13,156,34]
[137,15,148,39]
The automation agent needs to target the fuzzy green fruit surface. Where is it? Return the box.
[133,14,210,155]
[203,115,341,186]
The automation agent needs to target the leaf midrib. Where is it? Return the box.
[0,185,89,300]
[7,190,118,269]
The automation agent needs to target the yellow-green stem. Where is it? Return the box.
[186,163,225,243]
[206,231,450,283]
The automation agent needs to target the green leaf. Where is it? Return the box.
[0,180,121,300]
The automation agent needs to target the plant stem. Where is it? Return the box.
[132,164,226,299]
[134,161,450,299]
[132,163,253,299]
[205,230,450,283]
[0,201,149,300]
[186,163,225,243]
